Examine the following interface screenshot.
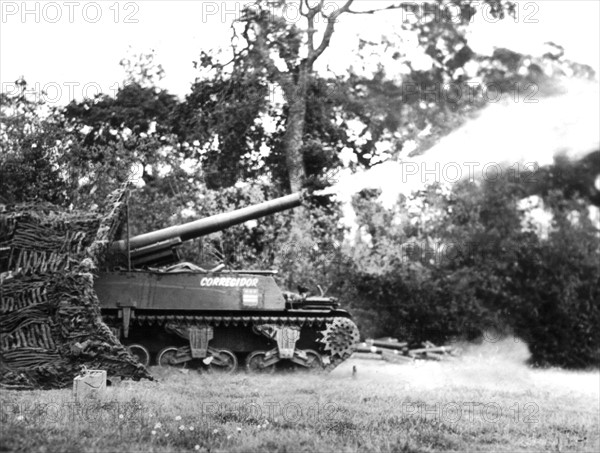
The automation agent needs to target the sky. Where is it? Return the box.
[1,1,599,105]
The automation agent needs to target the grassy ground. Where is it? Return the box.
[1,342,599,452]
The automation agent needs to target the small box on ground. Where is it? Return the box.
[73,370,107,401]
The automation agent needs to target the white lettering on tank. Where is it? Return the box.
[199,276,259,287]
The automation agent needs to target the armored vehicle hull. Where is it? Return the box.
[96,269,359,373]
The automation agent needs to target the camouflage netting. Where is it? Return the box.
[0,184,152,389]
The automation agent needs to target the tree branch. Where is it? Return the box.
[346,2,411,15]
[306,15,315,54]
[308,0,353,65]
[300,0,307,16]
[302,0,323,54]
[303,0,324,14]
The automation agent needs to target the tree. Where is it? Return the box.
[188,0,517,192]
[331,20,595,164]
[0,78,82,205]
[347,155,600,367]
[58,53,207,235]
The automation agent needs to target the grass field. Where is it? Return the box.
[1,340,598,452]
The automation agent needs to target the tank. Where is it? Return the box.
[95,191,360,373]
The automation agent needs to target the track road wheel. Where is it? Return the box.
[208,349,238,374]
[156,346,186,368]
[127,344,150,367]
[302,349,324,371]
[246,351,276,374]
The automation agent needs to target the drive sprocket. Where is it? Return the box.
[319,317,360,368]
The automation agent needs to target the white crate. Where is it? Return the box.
[73,370,107,401]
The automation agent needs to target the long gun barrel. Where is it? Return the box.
[111,192,304,266]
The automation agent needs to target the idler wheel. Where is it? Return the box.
[208,349,238,374]
[126,344,151,367]
[156,346,186,368]
[246,351,276,374]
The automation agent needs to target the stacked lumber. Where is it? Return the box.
[353,338,457,363]
[0,184,152,389]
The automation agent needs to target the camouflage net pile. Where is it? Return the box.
[0,185,151,389]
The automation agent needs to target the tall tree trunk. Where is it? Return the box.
[282,69,308,193]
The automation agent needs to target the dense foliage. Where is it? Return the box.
[346,160,600,368]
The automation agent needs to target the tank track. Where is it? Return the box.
[103,314,359,371]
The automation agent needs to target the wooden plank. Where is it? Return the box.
[354,345,380,354]
[409,346,453,354]
[351,352,383,361]
[368,339,409,350]
[381,350,414,363]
